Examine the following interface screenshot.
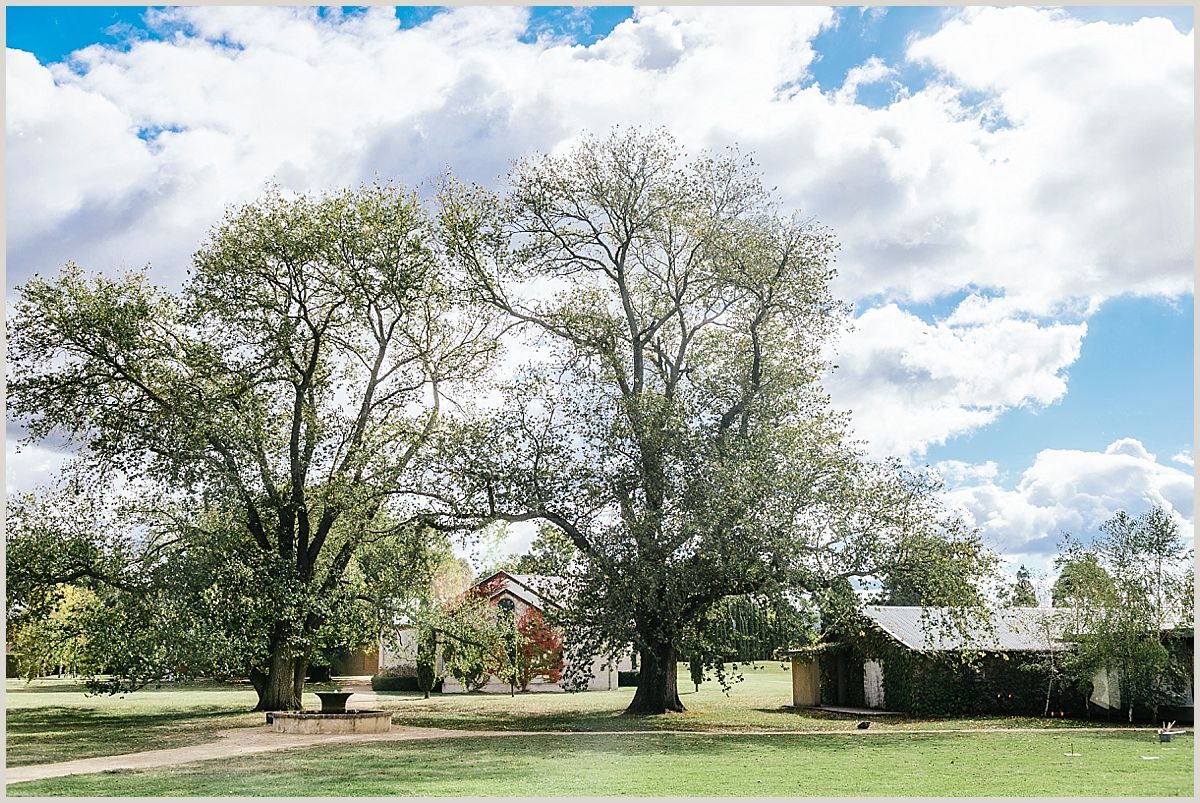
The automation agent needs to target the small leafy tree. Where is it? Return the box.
[1056,508,1192,722]
[415,628,437,699]
[1021,608,1069,716]
[689,655,704,692]
[8,585,101,679]
[1009,565,1039,607]
[514,608,565,689]
[437,590,505,692]
[1051,553,1117,607]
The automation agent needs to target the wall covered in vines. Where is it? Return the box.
[816,616,1084,718]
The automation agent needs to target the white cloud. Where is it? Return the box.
[933,459,999,485]
[1171,450,1194,468]
[5,440,73,497]
[903,8,1194,310]
[835,55,895,105]
[3,5,1192,474]
[825,304,1086,457]
[941,438,1195,568]
[7,5,1190,308]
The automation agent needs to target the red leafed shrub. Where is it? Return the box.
[514,608,564,689]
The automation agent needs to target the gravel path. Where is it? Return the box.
[5,723,1181,786]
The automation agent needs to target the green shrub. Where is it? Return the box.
[618,670,640,687]
[372,670,442,693]
[689,656,704,691]
[416,660,436,698]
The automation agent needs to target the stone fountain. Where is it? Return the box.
[269,687,392,734]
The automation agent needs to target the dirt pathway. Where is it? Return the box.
[5,723,1183,786]
[4,725,470,785]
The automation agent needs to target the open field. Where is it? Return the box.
[8,663,1137,767]
[5,678,269,766]
[8,664,1189,797]
[375,662,1139,733]
[7,730,1193,797]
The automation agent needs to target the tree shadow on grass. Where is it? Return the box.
[5,705,260,767]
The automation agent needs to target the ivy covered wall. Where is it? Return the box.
[817,617,1083,717]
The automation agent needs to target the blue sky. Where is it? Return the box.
[921,294,1193,479]
[6,6,1194,574]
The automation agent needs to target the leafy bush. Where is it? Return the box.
[504,609,565,690]
[618,670,640,687]
[689,656,704,691]
[372,670,442,693]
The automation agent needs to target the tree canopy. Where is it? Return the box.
[1051,553,1117,608]
[434,129,998,713]
[1053,508,1193,721]
[1009,565,1039,607]
[7,133,1004,716]
[7,184,497,710]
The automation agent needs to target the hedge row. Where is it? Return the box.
[371,672,443,693]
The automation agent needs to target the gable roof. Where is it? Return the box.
[473,571,564,611]
[861,606,1066,652]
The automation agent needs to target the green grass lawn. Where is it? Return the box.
[8,731,1193,797]
[6,664,1146,768]
[4,677,271,766]
[377,662,1144,733]
[7,664,1183,797]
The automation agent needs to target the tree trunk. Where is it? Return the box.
[624,643,684,715]
[251,648,307,711]
[292,655,308,705]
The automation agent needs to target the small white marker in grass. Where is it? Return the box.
[1140,756,1161,761]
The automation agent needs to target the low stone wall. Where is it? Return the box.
[271,710,393,734]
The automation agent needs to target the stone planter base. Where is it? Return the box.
[270,710,393,734]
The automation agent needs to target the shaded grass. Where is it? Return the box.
[4,679,270,766]
[8,731,1193,797]
[5,664,1150,771]
[378,663,1144,733]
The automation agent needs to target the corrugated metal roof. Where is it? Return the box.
[862,606,1066,652]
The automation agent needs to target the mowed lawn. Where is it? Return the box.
[7,665,1192,796]
[5,678,269,766]
[8,731,1193,797]
[376,662,1139,733]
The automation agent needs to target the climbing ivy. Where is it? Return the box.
[817,613,1086,717]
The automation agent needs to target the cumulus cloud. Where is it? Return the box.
[825,304,1086,457]
[835,55,895,104]
[941,438,1195,568]
[5,4,1191,311]
[4,6,1192,515]
[933,459,1000,485]
[904,7,1193,310]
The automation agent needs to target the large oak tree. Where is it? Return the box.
[435,129,997,714]
[7,185,496,710]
